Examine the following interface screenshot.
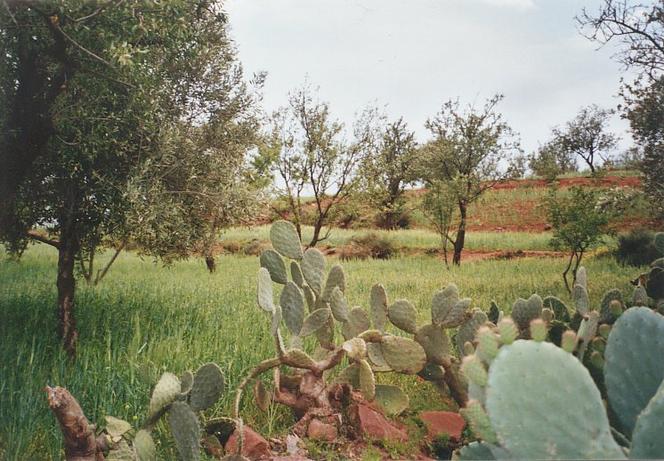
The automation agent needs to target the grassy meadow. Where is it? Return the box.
[0,236,642,459]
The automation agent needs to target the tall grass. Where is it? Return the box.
[0,243,637,458]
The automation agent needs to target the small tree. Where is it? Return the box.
[361,116,419,229]
[547,187,610,292]
[529,140,578,180]
[262,84,369,247]
[554,105,619,174]
[420,95,521,265]
[420,180,458,268]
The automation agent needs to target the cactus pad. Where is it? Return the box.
[299,308,332,337]
[380,335,427,374]
[367,342,390,370]
[604,307,664,435]
[630,383,664,459]
[180,371,194,397]
[148,372,181,421]
[334,363,360,387]
[456,309,488,355]
[431,284,471,327]
[330,286,350,322]
[322,264,345,302]
[497,318,518,345]
[374,384,409,416]
[387,299,418,334]
[189,363,225,412]
[301,248,325,295]
[485,340,623,459]
[461,355,488,386]
[599,289,623,324]
[511,294,543,332]
[134,429,156,461]
[260,249,288,284]
[370,284,389,332]
[543,296,571,323]
[646,267,664,300]
[575,266,588,289]
[342,337,367,361]
[455,442,497,460]
[280,282,305,335]
[573,285,590,316]
[253,379,271,412]
[632,285,648,306]
[475,326,499,362]
[285,348,317,369]
[257,268,274,313]
[415,323,450,364]
[290,261,304,288]
[654,232,664,255]
[461,400,497,443]
[358,359,376,400]
[269,220,303,260]
[342,307,371,339]
[168,401,201,461]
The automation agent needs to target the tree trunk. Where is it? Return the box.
[205,255,216,273]
[57,230,79,358]
[452,202,467,266]
[309,222,322,248]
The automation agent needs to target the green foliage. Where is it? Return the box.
[615,229,663,267]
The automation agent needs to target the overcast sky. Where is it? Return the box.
[224,0,633,155]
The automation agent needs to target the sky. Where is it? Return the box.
[224,0,633,155]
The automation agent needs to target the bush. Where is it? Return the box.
[339,233,397,260]
[615,229,662,267]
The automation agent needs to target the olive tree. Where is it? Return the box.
[419,95,521,265]
[262,84,370,247]
[0,1,258,356]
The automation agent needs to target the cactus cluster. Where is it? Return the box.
[102,362,225,461]
[454,306,664,460]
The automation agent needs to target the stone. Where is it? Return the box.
[307,419,338,442]
[418,411,465,441]
[352,402,408,442]
[225,425,271,460]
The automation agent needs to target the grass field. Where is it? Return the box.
[222,225,557,252]
[0,240,642,459]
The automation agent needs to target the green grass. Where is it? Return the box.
[0,242,641,459]
[223,225,555,252]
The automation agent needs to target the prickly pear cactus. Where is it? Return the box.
[604,307,664,435]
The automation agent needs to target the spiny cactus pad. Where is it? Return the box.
[367,342,390,370]
[573,284,590,316]
[322,264,345,302]
[269,220,303,260]
[387,299,418,334]
[290,261,304,288]
[342,337,367,361]
[260,249,288,284]
[301,248,325,295]
[180,371,194,397]
[380,335,427,374]
[456,309,488,355]
[511,294,543,332]
[342,307,371,339]
[253,379,271,412]
[630,383,664,459]
[543,296,571,323]
[280,282,305,335]
[415,324,450,364]
[633,285,648,306]
[605,307,664,435]
[654,232,664,256]
[374,384,409,416]
[431,284,471,327]
[599,289,623,324]
[358,359,376,401]
[134,429,156,461]
[575,266,588,289]
[485,340,623,459]
[189,363,225,412]
[330,286,350,322]
[285,348,317,369]
[461,400,497,444]
[257,268,275,313]
[148,372,181,421]
[370,284,389,332]
[168,401,201,461]
[299,308,332,337]
[455,441,497,460]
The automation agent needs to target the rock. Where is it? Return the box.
[225,425,271,460]
[307,419,337,442]
[418,411,465,441]
[351,402,408,442]
[271,456,313,461]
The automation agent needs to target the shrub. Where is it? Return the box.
[615,228,662,267]
[339,233,397,260]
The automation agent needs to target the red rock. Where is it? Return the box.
[307,419,338,442]
[271,456,313,461]
[225,425,271,460]
[418,411,465,441]
[354,403,408,442]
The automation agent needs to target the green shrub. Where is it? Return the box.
[340,233,397,260]
[615,228,662,267]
